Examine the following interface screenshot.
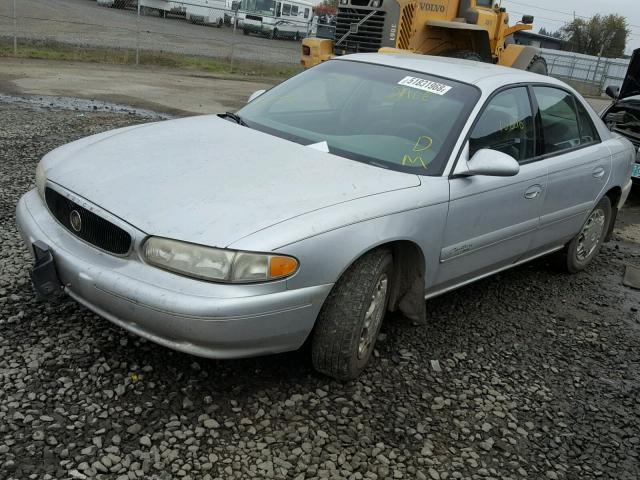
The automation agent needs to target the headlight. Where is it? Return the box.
[143,237,299,283]
[36,162,46,199]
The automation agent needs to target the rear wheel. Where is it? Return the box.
[442,50,484,63]
[556,196,612,273]
[311,248,393,380]
[526,55,548,75]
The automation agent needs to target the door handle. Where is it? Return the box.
[524,185,543,200]
[593,167,606,179]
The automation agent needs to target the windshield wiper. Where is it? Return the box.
[219,112,247,126]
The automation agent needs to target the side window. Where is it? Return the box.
[476,0,493,6]
[291,5,298,15]
[282,3,291,15]
[575,99,599,144]
[533,87,581,154]
[304,7,309,18]
[469,87,535,163]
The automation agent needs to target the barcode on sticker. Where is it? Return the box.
[397,76,452,95]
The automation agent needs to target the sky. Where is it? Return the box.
[501,0,639,55]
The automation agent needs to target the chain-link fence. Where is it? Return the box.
[0,0,311,76]
[541,48,630,97]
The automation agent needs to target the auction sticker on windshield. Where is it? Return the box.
[397,76,453,95]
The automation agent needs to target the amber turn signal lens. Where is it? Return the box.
[269,256,299,279]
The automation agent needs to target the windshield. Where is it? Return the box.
[240,0,275,15]
[237,60,480,175]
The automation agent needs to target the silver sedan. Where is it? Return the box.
[16,53,635,380]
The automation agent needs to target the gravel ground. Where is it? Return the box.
[1,99,640,480]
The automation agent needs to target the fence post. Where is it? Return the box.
[229,8,237,73]
[12,0,17,55]
[568,56,577,81]
[599,59,610,94]
[136,3,141,65]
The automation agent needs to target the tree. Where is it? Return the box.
[538,27,563,39]
[560,14,630,58]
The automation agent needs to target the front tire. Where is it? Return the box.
[311,249,393,380]
[270,28,278,39]
[558,196,612,273]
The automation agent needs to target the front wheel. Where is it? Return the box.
[557,196,612,273]
[270,28,278,39]
[311,248,393,380]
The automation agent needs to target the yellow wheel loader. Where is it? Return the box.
[301,0,547,74]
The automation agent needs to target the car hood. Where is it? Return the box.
[44,115,421,248]
[619,48,640,100]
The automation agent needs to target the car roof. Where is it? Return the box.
[338,53,570,92]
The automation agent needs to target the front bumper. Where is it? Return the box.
[16,189,332,359]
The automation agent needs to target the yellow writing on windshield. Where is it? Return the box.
[401,135,433,170]
[413,136,433,152]
[387,87,434,102]
[402,154,428,169]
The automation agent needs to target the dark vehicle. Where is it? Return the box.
[603,49,640,182]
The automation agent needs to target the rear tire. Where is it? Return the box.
[526,55,548,75]
[311,249,393,380]
[556,196,612,273]
[442,50,484,63]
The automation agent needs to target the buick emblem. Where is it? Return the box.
[69,210,82,232]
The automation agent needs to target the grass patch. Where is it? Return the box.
[0,38,302,78]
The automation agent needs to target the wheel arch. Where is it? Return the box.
[328,239,428,323]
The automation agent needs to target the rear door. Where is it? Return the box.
[434,86,548,288]
[529,86,612,250]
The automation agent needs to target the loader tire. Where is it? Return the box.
[442,50,484,63]
[527,55,548,75]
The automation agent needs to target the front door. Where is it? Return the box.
[434,86,547,289]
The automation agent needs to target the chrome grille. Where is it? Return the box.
[45,187,132,255]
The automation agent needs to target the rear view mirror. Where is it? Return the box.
[605,85,620,99]
[247,89,266,103]
[466,149,520,177]
[521,15,534,25]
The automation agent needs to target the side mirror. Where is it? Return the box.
[247,89,266,103]
[605,85,620,99]
[466,149,520,177]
